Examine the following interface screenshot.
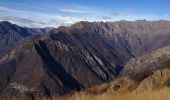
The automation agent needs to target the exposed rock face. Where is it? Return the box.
[136,69,170,91]
[0,20,170,98]
[85,76,137,95]
[106,76,137,92]
[70,20,170,57]
[121,45,170,81]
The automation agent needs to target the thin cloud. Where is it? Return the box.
[0,5,24,13]
[60,8,89,14]
[0,4,155,28]
[0,16,83,28]
[101,16,112,20]
[111,12,121,16]
[0,16,35,23]
[59,5,106,15]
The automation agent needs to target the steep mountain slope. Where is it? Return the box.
[0,21,53,57]
[0,20,170,99]
[70,20,170,56]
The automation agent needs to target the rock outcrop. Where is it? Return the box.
[121,45,170,81]
[136,69,170,91]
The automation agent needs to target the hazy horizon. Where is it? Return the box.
[0,0,169,28]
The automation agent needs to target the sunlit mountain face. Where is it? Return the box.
[0,0,170,100]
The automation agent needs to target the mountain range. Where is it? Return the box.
[0,20,170,100]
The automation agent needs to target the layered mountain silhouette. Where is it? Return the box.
[0,20,170,99]
[0,21,53,57]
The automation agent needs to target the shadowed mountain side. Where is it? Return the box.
[0,21,53,58]
[34,40,83,91]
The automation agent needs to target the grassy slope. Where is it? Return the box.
[4,88,170,100]
[27,88,170,100]
[69,88,170,100]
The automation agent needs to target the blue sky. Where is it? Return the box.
[0,0,169,27]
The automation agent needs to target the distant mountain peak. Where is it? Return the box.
[0,21,12,24]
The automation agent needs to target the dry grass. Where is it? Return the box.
[6,88,170,100]
[67,88,170,100]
